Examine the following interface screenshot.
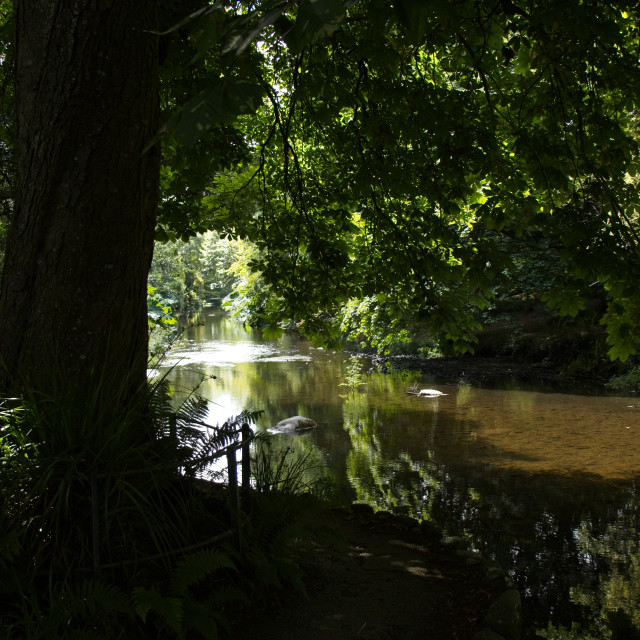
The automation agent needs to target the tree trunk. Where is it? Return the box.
[0,1,159,405]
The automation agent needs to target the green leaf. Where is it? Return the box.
[262,325,284,340]
[224,6,288,55]
[167,80,265,146]
[190,9,226,62]
[172,549,236,593]
[394,0,430,44]
[607,343,635,362]
[292,0,345,50]
[542,289,585,318]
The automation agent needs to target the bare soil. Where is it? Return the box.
[233,506,498,640]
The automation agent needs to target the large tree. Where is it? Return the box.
[0,0,159,403]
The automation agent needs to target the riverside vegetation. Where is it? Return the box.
[5,373,515,640]
[0,375,326,639]
[2,2,640,639]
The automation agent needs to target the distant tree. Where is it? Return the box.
[148,232,239,313]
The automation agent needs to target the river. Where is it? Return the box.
[160,311,640,639]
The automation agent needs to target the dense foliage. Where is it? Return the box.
[149,0,640,362]
[1,1,639,361]
[148,232,243,314]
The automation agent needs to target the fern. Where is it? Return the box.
[133,586,185,634]
[181,600,226,640]
[181,410,263,478]
[72,580,132,619]
[131,547,239,639]
[4,579,133,640]
[172,548,236,593]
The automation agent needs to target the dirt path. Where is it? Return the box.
[233,507,498,640]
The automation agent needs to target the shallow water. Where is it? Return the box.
[160,312,640,638]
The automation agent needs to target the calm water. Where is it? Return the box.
[161,312,640,638]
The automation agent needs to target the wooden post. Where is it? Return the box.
[90,472,100,576]
[227,447,238,510]
[241,423,251,489]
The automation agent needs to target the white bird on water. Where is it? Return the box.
[406,387,447,397]
[418,388,447,397]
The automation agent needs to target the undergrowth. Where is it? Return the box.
[0,372,322,639]
[606,365,640,394]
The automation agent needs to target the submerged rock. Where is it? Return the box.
[273,415,317,432]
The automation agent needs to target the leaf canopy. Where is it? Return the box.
[156,0,640,356]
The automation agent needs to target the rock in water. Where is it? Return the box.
[419,389,447,397]
[273,416,317,432]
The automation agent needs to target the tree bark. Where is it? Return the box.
[0,1,159,405]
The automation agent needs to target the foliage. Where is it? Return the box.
[131,548,240,640]
[338,297,416,354]
[606,367,640,394]
[148,233,241,314]
[149,0,640,361]
[251,434,322,495]
[5,0,640,368]
[536,621,603,640]
[230,435,330,599]
[6,0,640,629]
[0,354,321,639]
[0,372,263,638]
[1,550,242,640]
[222,238,282,328]
[339,354,366,395]
[148,285,178,328]
[556,494,640,640]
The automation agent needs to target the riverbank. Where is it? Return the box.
[370,354,608,393]
[233,503,522,640]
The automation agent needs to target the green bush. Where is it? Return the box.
[606,366,640,394]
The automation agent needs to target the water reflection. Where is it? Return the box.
[161,312,640,638]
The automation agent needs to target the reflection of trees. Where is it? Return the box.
[338,387,640,636]
[570,487,640,638]
[342,393,441,520]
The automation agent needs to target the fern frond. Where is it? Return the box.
[74,579,132,617]
[172,548,236,593]
[176,394,209,427]
[222,410,263,432]
[210,585,249,607]
[132,586,184,634]
[182,600,225,639]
